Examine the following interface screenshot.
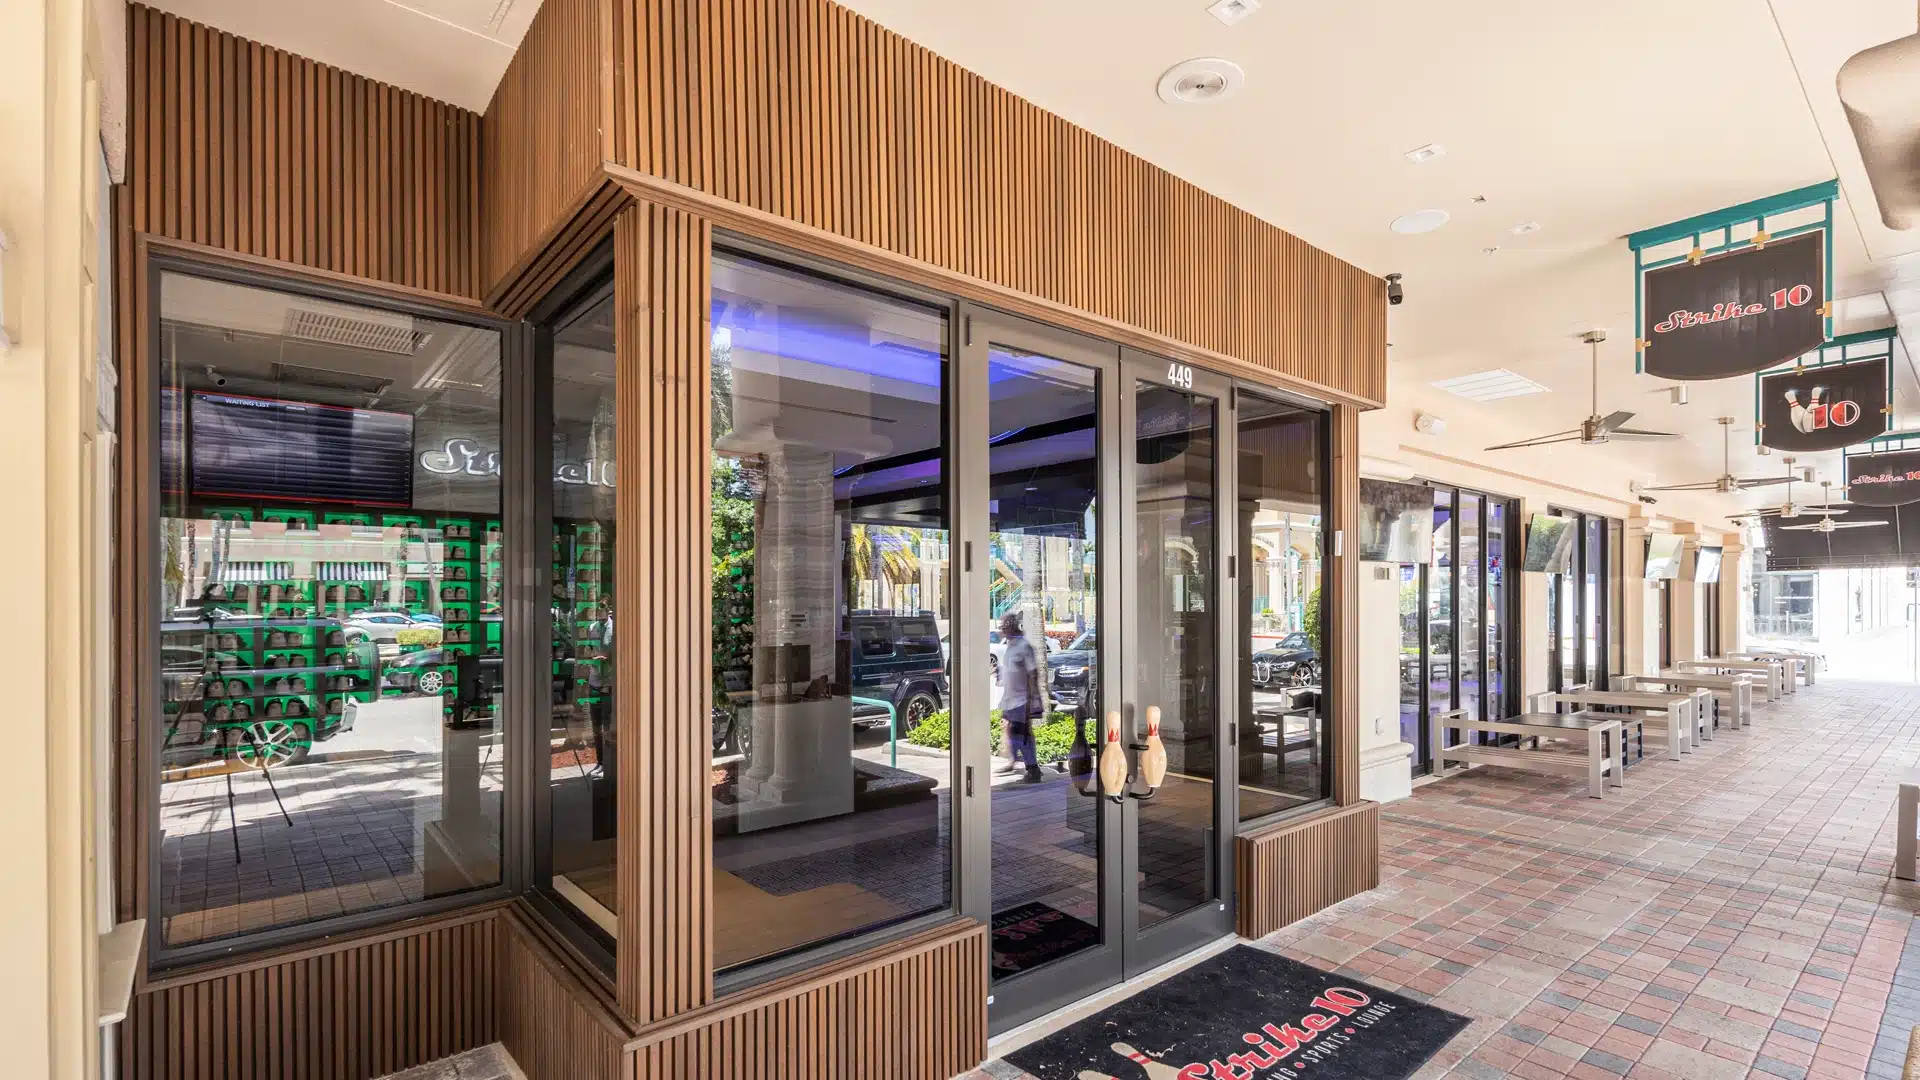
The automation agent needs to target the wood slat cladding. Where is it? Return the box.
[114,200,153,926]
[118,908,499,1080]
[489,179,633,320]
[1235,802,1380,940]
[1330,403,1363,805]
[612,203,715,1024]
[497,911,630,1080]
[127,4,483,299]
[622,921,987,1080]
[480,0,615,297]
[491,0,1385,402]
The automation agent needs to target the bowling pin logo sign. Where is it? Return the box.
[1758,355,1888,453]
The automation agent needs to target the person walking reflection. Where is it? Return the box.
[997,612,1044,783]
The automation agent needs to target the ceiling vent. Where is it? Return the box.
[283,306,427,355]
[1157,58,1245,106]
[1431,368,1551,403]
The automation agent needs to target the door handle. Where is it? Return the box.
[1083,707,1168,803]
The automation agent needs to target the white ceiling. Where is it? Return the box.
[824,0,1920,528]
[142,0,543,111]
[147,0,1920,527]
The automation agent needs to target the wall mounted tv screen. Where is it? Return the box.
[1644,533,1684,580]
[1694,545,1724,584]
[1521,513,1576,573]
[189,391,415,508]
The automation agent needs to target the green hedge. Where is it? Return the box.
[904,708,1085,763]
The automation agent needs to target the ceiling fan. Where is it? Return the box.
[1484,330,1683,451]
[1778,484,1885,532]
[1732,462,1852,521]
[1638,416,1798,493]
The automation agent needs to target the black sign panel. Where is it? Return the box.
[1846,449,1920,507]
[1642,230,1826,380]
[1757,356,1887,452]
[189,391,415,508]
[1762,503,1908,570]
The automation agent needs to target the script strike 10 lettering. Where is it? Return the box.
[1174,987,1375,1079]
[1652,283,1814,335]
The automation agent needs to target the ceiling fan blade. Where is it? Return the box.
[1596,410,1636,434]
[1798,506,1850,515]
[1778,523,1825,531]
[1735,476,1795,488]
[1608,428,1684,441]
[1828,520,1888,528]
[1638,481,1722,492]
[1484,430,1583,451]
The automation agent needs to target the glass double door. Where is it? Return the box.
[963,309,1236,1033]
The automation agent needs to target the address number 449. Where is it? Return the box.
[1165,362,1194,389]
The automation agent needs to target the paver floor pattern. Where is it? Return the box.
[972,678,1920,1080]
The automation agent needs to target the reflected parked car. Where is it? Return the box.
[1250,631,1320,688]
[1047,631,1095,709]
[848,610,948,733]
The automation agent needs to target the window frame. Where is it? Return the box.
[138,248,521,971]
[706,234,969,994]
[1231,382,1337,833]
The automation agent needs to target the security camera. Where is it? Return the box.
[1385,273,1404,306]
[1638,494,1659,505]
[205,364,228,387]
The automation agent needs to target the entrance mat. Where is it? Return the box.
[993,901,1101,981]
[1002,945,1469,1080]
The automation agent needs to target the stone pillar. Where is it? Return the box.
[738,447,855,833]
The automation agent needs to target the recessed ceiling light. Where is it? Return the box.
[1389,209,1450,235]
[1404,143,1446,165]
[1431,368,1552,402]
[1156,58,1245,105]
[1207,0,1261,26]
[1510,221,1541,235]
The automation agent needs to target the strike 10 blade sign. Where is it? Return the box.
[1757,356,1888,452]
[1641,231,1826,381]
[1846,448,1920,507]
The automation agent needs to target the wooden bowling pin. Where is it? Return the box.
[1111,1042,1185,1080]
[1140,705,1167,790]
[1098,710,1128,798]
[1077,1073,1121,1080]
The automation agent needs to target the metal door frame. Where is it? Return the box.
[962,308,1238,1032]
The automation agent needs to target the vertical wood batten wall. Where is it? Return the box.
[1235,802,1380,940]
[479,0,612,297]
[613,204,716,1024]
[126,4,483,299]
[497,911,631,1080]
[117,909,499,1080]
[487,0,1385,404]
[621,921,987,1080]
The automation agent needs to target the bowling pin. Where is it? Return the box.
[1786,389,1813,434]
[1098,711,1128,798]
[1110,1042,1187,1080]
[1810,384,1828,429]
[1140,705,1168,790]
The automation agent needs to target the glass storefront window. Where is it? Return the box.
[708,252,952,972]
[154,271,505,952]
[1457,494,1482,722]
[544,279,619,945]
[1236,394,1329,817]
[1485,501,1506,718]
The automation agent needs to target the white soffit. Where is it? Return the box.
[139,0,544,111]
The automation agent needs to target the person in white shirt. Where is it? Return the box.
[995,612,1043,783]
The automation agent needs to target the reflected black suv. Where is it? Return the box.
[1047,631,1096,710]
[847,610,948,733]
[1250,631,1320,688]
